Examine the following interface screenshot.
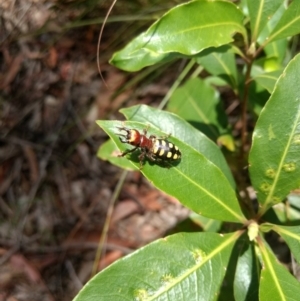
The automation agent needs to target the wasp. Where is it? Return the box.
[117,126,181,168]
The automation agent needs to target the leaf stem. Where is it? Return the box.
[157,59,195,110]
[91,170,128,277]
[240,59,253,158]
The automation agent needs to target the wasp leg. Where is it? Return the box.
[142,124,150,136]
[160,133,171,140]
[149,133,170,140]
[116,127,130,136]
[164,160,172,169]
[118,146,138,157]
[146,152,156,161]
[138,151,147,169]
[158,159,172,169]
[116,126,129,132]
[147,153,171,169]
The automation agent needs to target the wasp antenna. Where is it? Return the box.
[116,126,129,131]
[97,0,117,89]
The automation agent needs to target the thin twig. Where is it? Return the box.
[240,60,253,158]
[97,0,117,88]
[91,170,128,277]
[157,59,195,110]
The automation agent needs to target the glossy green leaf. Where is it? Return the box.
[120,105,236,189]
[141,0,246,54]
[268,1,300,43]
[255,3,288,66]
[247,0,282,41]
[97,120,245,223]
[196,46,238,88]
[97,139,137,170]
[257,2,286,45]
[218,239,243,301]
[261,192,300,223]
[264,39,288,64]
[249,54,300,214]
[264,203,300,224]
[253,70,282,93]
[287,191,300,210]
[259,241,300,301]
[189,212,222,232]
[110,32,180,72]
[111,0,246,71]
[168,77,229,140]
[74,232,240,301]
[234,242,259,301]
[263,57,283,72]
[272,224,300,264]
[204,75,228,87]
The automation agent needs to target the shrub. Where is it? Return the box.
[75,1,300,300]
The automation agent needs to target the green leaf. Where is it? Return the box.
[287,191,300,211]
[234,242,259,301]
[74,232,240,301]
[168,77,229,140]
[142,0,246,54]
[253,69,282,93]
[217,134,236,152]
[195,46,238,88]
[247,0,282,41]
[264,39,288,64]
[272,224,300,264]
[256,3,288,67]
[97,139,137,170]
[257,2,288,66]
[261,192,300,223]
[204,75,229,87]
[110,0,246,71]
[264,202,300,224]
[97,119,245,223]
[249,53,300,214]
[120,104,236,189]
[268,1,300,43]
[248,80,270,116]
[257,2,286,44]
[189,212,222,232]
[110,32,180,72]
[259,240,300,301]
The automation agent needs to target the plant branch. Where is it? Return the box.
[240,59,253,158]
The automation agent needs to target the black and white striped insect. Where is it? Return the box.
[117,126,181,168]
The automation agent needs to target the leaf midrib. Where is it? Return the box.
[263,105,300,210]
[268,13,300,43]
[212,52,236,87]
[262,246,287,301]
[172,163,244,222]
[274,225,300,241]
[252,0,265,41]
[147,232,241,301]
[147,22,244,42]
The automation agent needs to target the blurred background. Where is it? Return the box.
[0,0,192,300]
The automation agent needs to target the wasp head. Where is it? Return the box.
[117,127,141,146]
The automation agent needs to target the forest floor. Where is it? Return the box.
[0,1,190,300]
